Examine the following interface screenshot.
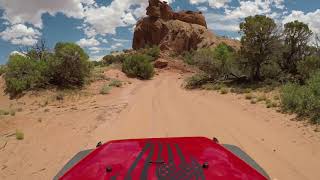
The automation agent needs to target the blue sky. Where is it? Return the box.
[0,0,319,64]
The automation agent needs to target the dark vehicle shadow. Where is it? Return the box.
[223,144,270,179]
[53,149,93,180]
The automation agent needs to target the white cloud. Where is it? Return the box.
[106,42,124,51]
[282,9,320,34]
[82,0,150,35]
[112,38,131,42]
[225,0,272,20]
[0,24,40,46]
[83,26,98,37]
[90,55,105,61]
[0,0,86,28]
[190,0,207,5]
[0,0,178,48]
[204,0,287,34]
[76,37,100,47]
[205,13,239,32]
[89,46,103,51]
[88,46,104,54]
[197,6,208,12]
[273,0,285,10]
[100,38,109,44]
[190,0,231,9]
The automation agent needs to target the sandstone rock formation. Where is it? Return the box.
[154,58,168,68]
[132,0,239,53]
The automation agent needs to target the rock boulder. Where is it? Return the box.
[132,0,239,53]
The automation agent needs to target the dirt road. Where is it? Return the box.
[1,71,320,180]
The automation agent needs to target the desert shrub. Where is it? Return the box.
[102,54,125,65]
[243,88,252,93]
[281,71,320,123]
[260,61,281,79]
[182,51,196,65]
[297,56,320,80]
[89,67,108,82]
[10,110,16,116]
[257,95,267,102]
[191,44,236,80]
[141,46,160,61]
[122,54,154,80]
[185,73,210,89]
[220,88,229,94]
[109,79,122,87]
[100,84,112,94]
[245,94,254,100]
[91,60,104,67]
[251,99,257,104]
[0,65,7,76]
[48,42,91,88]
[15,130,24,140]
[5,55,49,96]
[193,48,220,79]
[0,109,9,115]
[201,83,225,90]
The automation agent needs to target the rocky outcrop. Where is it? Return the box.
[154,59,168,68]
[146,0,207,27]
[132,0,239,53]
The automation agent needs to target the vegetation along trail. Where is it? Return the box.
[2,70,319,179]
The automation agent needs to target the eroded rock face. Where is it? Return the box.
[133,0,238,53]
[154,58,168,68]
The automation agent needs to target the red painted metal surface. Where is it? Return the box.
[60,137,268,180]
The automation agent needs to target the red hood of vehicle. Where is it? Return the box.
[60,137,267,180]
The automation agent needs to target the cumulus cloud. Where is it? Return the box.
[100,38,109,44]
[106,42,124,51]
[82,0,147,35]
[205,13,239,32]
[0,24,41,46]
[204,0,287,34]
[282,10,320,34]
[82,0,179,37]
[197,6,208,12]
[190,0,231,9]
[88,46,104,54]
[76,37,100,47]
[112,38,131,42]
[0,0,177,47]
[0,0,86,28]
[225,0,272,20]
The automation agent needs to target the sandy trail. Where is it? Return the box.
[1,71,320,180]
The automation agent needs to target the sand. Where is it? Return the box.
[0,70,319,180]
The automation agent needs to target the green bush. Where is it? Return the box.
[0,109,9,115]
[15,130,24,140]
[260,61,281,79]
[257,95,267,102]
[245,94,254,100]
[281,71,320,123]
[122,54,154,80]
[5,55,49,96]
[220,88,229,94]
[185,73,210,89]
[190,44,236,80]
[48,42,91,88]
[109,79,122,87]
[100,84,112,94]
[0,65,7,76]
[142,46,160,61]
[297,56,320,80]
[102,54,125,65]
[182,51,195,65]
